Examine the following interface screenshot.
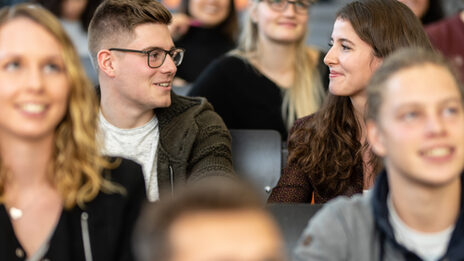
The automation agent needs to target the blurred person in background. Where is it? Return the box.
[35,0,102,84]
[426,1,464,82]
[169,0,238,86]
[397,0,444,25]
[189,0,328,140]
[35,0,102,58]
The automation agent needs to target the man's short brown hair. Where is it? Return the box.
[88,0,172,68]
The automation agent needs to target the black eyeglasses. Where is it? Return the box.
[261,0,313,14]
[108,47,185,68]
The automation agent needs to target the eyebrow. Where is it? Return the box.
[142,45,176,52]
[338,38,355,46]
[394,97,462,110]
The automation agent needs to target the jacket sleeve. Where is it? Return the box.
[268,116,313,203]
[187,103,234,181]
[294,199,350,261]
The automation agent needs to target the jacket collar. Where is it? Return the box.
[372,169,464,260]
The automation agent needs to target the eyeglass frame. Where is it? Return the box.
[260,0,314,14]
[108,47,185,68]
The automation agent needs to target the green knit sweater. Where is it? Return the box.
[155,92,234,198]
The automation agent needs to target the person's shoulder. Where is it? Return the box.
[209,54,250,71]
[290,114,315,134]
[170,92,212,114]
[303,194,373,243]
[318,193,372,222]
[426,13,461,38]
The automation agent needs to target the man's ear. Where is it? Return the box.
[367,119,387,157]
[97,49,116,78]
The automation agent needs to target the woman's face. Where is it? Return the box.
[0,18,70,141]
[324,18,382,98]
[189,0,230,27]
[397,0,429,18]
[252,0,309,44]
[61,0,88,21]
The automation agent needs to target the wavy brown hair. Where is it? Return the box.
[288,0,433,198]
[0,4,120,209]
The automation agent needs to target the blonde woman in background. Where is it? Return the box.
[0,4,145,260]
[189,0,327,140]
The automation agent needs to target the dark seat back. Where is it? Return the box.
[230,129,282,201]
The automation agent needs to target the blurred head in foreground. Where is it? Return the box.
[133,178,286,261]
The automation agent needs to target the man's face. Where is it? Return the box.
[168,210,286,261]
[367,64,464,187]
[110,23,176,113]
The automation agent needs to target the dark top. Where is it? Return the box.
[188,53,328,140]
[426,13,464,82]
[0,158,146,261]
[268,114,363,203]
[175,26,235,83]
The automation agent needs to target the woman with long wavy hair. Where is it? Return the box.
[188,0,327,140]
[269,0,433,203]
[0,4,145,260]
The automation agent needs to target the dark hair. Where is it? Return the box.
[34,0,103,31]
[132,178,265,261]
[421,0,444,25]
[88,0,172,69]
[367,48,464,122]
[178,0,238,41]
[287,0,433,199]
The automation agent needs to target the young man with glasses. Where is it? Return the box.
[88,0,233,202]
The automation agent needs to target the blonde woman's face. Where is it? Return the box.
[252,0,308,44]
[0,18,70,141]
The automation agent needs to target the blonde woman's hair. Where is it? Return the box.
[0,4,120,209]
[230,0,325,129]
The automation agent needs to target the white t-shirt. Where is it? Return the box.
[388,195,453,261]
[99,112,160,201]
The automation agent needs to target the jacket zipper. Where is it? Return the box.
[81,212,93,261]
[169,164,174,197]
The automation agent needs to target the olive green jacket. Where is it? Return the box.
[154,92,234,198]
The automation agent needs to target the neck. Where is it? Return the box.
[252,39,297,88]
[1,134,54,190]
[388,167,461,233]
[460,10,464,23]
[350,93,367,142]
[99,82,155,129]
